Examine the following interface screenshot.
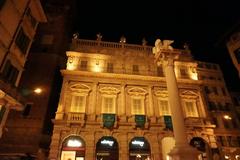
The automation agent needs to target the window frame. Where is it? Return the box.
[184,100,199,117]
[15,28,30,55]
[70,94,86,113]
[131,97,145,115]
[101,96,116,114]
[157,99,171,116]
[107,62,114,73]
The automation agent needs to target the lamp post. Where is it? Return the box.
[153,39,199,159]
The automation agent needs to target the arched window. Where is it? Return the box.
[61,136,85,160]
[129,137,151,160]
[96,136,119,160]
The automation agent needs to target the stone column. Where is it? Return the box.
[119,133,129,160]
[85,134,95,160]
[120,84,127,122]
[91,82,97,114]
[148,86,154,116]
[55,80,68,120]
[163,58,199,160]
[148,134,161,160]
[153,40,199,159]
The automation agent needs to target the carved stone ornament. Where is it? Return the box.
[69,83,91,94]
[180,90,198,99]
[99,87,120,95]
[127,87,147,96]
[154,90,168,98]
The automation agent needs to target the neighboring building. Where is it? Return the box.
[230,92,240,127]
[197,62,240,159]
[0,0,74,159]
[0,0,46,140]
[226,30,240,78]
[49,38,240,160]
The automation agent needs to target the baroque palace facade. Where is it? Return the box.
[49,37,240,160]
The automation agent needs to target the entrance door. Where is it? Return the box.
[129,137,151,160]
[96,136,119,160]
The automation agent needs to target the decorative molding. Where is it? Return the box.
[127,87,147,96]
[69,83,91,94]
[180,90,199,99]
[99,87,120,95]
[154,90,168,98]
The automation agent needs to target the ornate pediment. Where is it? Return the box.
[180,90,198,99]
[154,90,168,98]
[99,87,120,95]
[127,87,147,96]
[69,83,91,94]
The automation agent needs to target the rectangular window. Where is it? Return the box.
[157,66,164,77]
[26,8,37,28]
[132,98,144,115]
[107,63,114,73]
[132,65,139,74]
[208,101,216,111]
[223,119,230,129]
[204,86,210,94]
[158,100,171,116]
[15,28,30,54]
[221,88,226,96]
[22,104,32,117]
[102,97,115,113]
[212,117,218,128]
[212,87,218,95]
[80,60,88,70]
[234,47,240,64]
[218,136,227,146]
[0,105,6,123]
[180,68,188,77]
[2,60,19,86]
[0,0,6,9]
[185,101,198,117]
[205,64,212,69]
[71,96,85,113]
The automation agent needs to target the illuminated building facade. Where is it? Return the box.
[49,37,240,160]
[0,0,46,140]
[226,31,240,78]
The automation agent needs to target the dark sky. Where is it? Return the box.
[72,0,240,91]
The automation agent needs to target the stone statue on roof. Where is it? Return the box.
[120,35,126,43]
[96,33,102,41]
[153,39,174,55]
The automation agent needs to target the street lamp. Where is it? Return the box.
[33,88,42,94]
[153,39,199,160]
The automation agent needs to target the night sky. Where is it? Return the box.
[72,0,240,91]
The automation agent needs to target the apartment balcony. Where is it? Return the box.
[67,112,86,126]
[0,78,25,110]
[184,117,214,128]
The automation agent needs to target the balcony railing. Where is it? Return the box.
[0,77,26,108]
[71,39,153,54]
[67,112,85,122]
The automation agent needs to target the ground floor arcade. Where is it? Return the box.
[49,124,219,160]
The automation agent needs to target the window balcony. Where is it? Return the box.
[67,112,86,126]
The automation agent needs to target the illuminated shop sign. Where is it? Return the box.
[100,139,114,146]
[131,140,144,147]
[67,139,82,147]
